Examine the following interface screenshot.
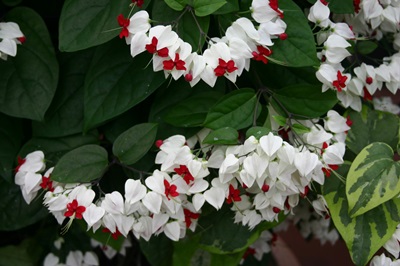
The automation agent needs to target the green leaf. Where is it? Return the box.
[346,143,400,217]
[272,115,287,127]
[2,0,22,6]
[194,0,227,16]
[203,127,238,145]
[153,0,210,50]
[204,89,260,130]
[210,251,245,266]
[164,92,223,127]
[172,235,202,266]
[251,63,320,90]
[346,106,400,154]
[271,84,338,118]
[140,235,173,266]
[32,49,95,137]
[0,7,58,121]
[84,39,165,131]
[324,164,400,266]
[51,145,109,183]
[307,0,354,13]
[164,0,188,10]
[213,0,239,14]
[357,40,378,55]
[59,0,150,51]
[149,80,216,140]
[269,0,319,67]
[0,179,48,231]
[246,126,271,140]
[113,123,158,165]
[329,0,354,13]
[0,114,23,182]
[292,123,311,134]
[19,132,99,168]
[0,239,42,266]
[199,206,265,254]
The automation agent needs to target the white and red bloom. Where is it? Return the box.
[202,42,239,87]
[0,22,25,60]
[15,151,46,204]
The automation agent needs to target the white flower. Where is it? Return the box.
[323,35,351,64]
[125,10,151,44]
[308,0,331,28]
[0,22,25,60]
[325,110,351,133]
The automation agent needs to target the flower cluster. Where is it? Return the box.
[15,108,350,245]
[311,0,400,111]
[0,22,25,60]
[119,0,287,87]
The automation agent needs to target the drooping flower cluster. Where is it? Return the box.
[311,0,400,111]
[120,0,287,87]
[0,22,25,60]
[15,108,350,243]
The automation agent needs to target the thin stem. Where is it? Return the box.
[189,7,210,52]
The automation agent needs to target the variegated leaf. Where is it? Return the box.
[346,142,400,217]
[347,105,400,154]
[324,163,400,266]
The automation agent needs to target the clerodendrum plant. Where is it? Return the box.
[0,0,400,265]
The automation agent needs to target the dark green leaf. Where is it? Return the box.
[0,238,42,266]
[203,127,238,145]
[51,145,108,183]
[306,0,354,13]
[164,0,188,10]
[32,49,95,137]
[140,235,173,266]
[0,7,58,121]
[357,40,378,55]
[2,0,22,6]
[84,39,165,131]
[59,0,150,51]
[113,123,158,165]
[213,0,239,14]
[246,126,271,139]
[193,0,227,16]
[204,89,260,130]
[324,164,400,266]
[271,84,338,118]
[251,63,320,90]
[346,106,400,154]
[346,142,400,217]
[0,114,23,182]
[0,179,48,231]
[19,132,100,168]
[210,251,245,266]
[199,206,262,254]
[270,0,319,67]
[164,92,223,127]
[102,108,143,143]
